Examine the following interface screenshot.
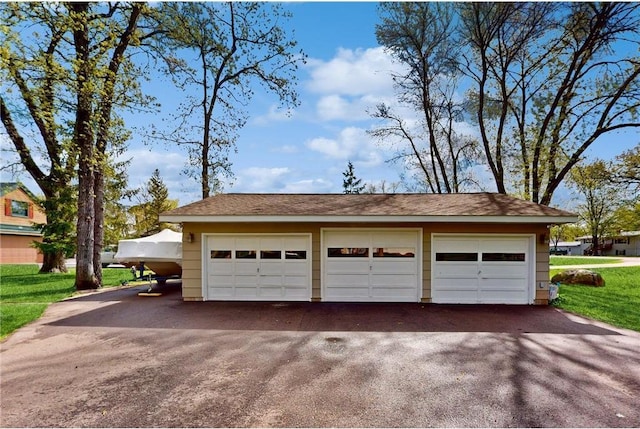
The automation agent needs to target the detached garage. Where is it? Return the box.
[160,193,577,305]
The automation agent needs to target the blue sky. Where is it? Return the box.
[2,2,638,208]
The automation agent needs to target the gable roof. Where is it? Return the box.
[160,193,577,224]
[0,182,39,201]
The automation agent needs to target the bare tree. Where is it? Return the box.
[460,2,640,204]
[154,2,305,199]
[371,2,480,193]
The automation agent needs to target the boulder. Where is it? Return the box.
[551,269,605,287]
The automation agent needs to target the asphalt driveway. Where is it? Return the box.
[1,282,639,428]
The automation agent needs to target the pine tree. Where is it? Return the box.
[136,169,178,236]
[342,161,365,194]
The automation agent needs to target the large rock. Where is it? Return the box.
[551,269,605,287]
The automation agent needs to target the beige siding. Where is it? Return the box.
[182,222,551,305]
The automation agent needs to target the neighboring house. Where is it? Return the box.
[0,182,46,264]
[577,231,640,256]
[160,193,577,305]
[549,241,582,255]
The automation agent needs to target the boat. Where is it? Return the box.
[114,229,183,277]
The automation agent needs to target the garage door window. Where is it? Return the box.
[285,250,307,259]
[482,253,525,262]
[211,250,231,259]
[260,250,281,259]
[328,247,369,257]
[436,252,478,262]
[236,250,256,259]
[373,247,415,258]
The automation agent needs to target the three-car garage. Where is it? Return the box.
[202,229,536,304]
[161,193,577,305]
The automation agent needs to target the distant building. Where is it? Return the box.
[576,231,640,256]
[0,183,47,264]
[549,241,582,255]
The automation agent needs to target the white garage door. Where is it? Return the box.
[432,235,533,304]
[323,230,421,302]
[205,234,311,301]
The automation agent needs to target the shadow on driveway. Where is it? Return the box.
[3,281,639,427]
[50,282,620,335]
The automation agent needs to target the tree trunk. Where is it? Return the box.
[93,167,104,284]
[72,2,99,290]
[39,250,68,273]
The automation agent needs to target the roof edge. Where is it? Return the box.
[160,214,579,224]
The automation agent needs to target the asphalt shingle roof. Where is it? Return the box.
[162,193,575,218]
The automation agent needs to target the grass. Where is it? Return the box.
[0,264,142,339]
[550,256,623,266]
[551,266,640,332]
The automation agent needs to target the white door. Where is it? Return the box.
[432,235,532,304]
[323,230,420,302]
[205,235,311,301]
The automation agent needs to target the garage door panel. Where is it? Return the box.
[435,290,478,304]
[326,260,370,274]
[435,239,479,253]
[323,230,420,302]
[283,287,310,299]
[205,235,311,301]
[433,235,532,304]
[370,274,416,288]
[435,278,479,291]
[372,232,416,247]
[326,287,371,299]
[480,279,528,290]
[207,287,234,298]
[235,286,261,298]
[434,264,478,278]
[325,232,370,248]
[479,290,528,304]
[480,265,528,279]
[259,262,283,275]
[480,238,527,253]
[372,259,415,274]
[326,273,370,287]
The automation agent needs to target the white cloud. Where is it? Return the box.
[230,167,336,194]
[305,47,406,123]
[253,104,296,125]
[119,148,200,205]
[282,178,333,193]
[234,166,291,192]
[305,126,385,168]
[306,47,401,96]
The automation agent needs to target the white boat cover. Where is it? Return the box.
[114,229,182,265]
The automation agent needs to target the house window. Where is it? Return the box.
[373,247,415,258]
[328,247,369,257]
[614,238,629,245]
[7,200,30,218]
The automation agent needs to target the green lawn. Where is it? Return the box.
[550,256,623,266]
[0,264,138,338]
[551,266,640,332]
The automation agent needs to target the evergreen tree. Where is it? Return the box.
[342,161,365,194]
[135,169,178,236]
